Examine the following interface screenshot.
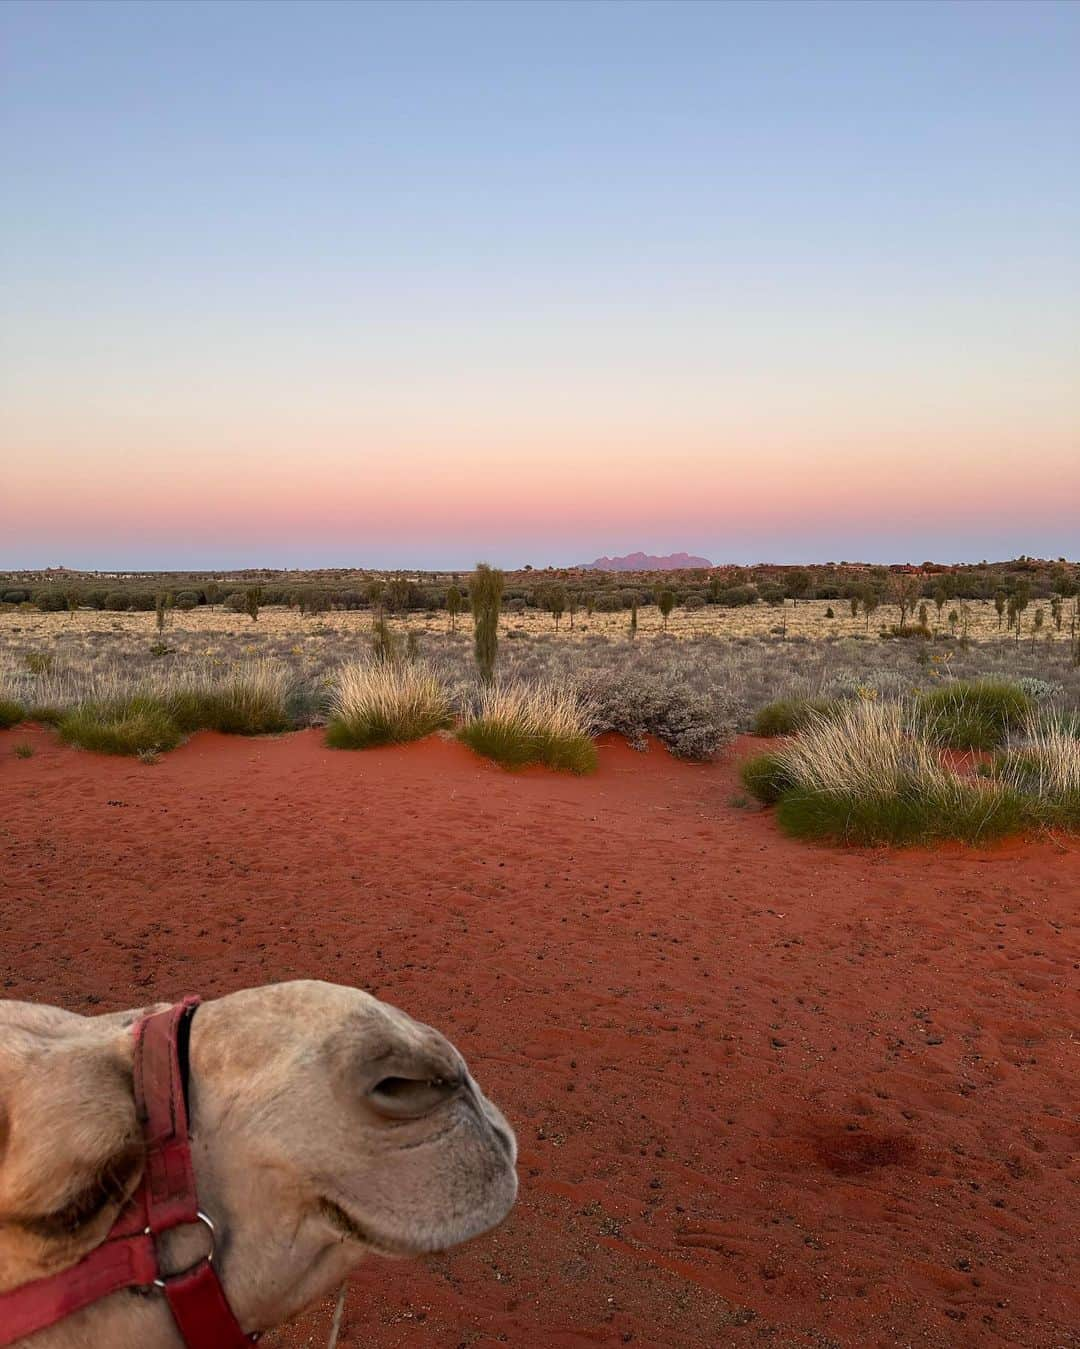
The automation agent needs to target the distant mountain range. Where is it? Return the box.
[577,551,713,571]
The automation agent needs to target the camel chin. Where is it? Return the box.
[0,980,517,1347]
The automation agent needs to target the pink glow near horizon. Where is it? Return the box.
[5,420,1078,568]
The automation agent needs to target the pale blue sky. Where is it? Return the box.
[3,0,1078,568]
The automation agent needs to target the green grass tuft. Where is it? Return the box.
[752,697,843,736]
[0,698,26,729]
[740,750,796,803]
[775,780,1027,847]
[58,697,183,756]
[741,695,1079,846]
[916,680,1035,750]
[168,661,293,735]
[458,717,597,773]
[458,682,598,774]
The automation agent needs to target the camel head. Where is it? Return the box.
[0,980,517,1346]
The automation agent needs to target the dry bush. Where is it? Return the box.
[573,664,735,759]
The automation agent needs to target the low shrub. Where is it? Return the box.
[1013,677,1062,703]
[917,680,1035,750]
[880,623,933,640]
[326,661,452,748]
[574,667,733,760]
[459,682,597,773]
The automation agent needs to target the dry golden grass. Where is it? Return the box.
[459,681,597,772]
[0,597,1052,646]
[326,661,452,747]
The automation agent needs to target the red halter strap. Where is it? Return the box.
[0,997,254,1347]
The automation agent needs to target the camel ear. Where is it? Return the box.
[0,1018,143,1284]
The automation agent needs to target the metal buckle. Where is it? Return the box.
[149,1210,216,1288]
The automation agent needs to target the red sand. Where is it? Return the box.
[2,726,1078,1348]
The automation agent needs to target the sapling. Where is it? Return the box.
[471,562,504,683]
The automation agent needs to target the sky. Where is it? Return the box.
[2,0,1078,570]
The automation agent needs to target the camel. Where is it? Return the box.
[0,980,517,1347]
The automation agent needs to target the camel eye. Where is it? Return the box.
[366,1074,463,1121]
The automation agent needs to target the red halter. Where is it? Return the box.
[0,997,254,1347]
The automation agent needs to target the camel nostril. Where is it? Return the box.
[366,1073,464,1121]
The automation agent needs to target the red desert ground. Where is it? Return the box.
[2,722,1076,1347]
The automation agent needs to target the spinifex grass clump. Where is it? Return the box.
[325,660,452,748]
[916,679,1035,751]
[741,699,1026,846]
[167,661,293,735]
[738,749,795,804]
[57,661,294,756]
[752,696,843,737]
[459,681,597,773]
[59,695,184,757]
[992,719,1080,828]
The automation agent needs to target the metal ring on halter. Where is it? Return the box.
[151,1211,217,1288]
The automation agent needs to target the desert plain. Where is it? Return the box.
[2,592,1078,1348]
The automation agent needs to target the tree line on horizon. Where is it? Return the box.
[4,558,1077,621]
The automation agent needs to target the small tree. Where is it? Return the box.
[849,595,859,619]
[365,579,385,616]
[154,591,173,636]
[1031,607,1044,651]
[629,599,638,639]
[244,587,261,622]
[372,617,396,663]
[549,584,567,632]
[658,589,676,630]
[1007,585,1029,646]
[861,587,879,632]
[446,585,462,633]
[1051,595,1063,632]
[471,562,504,683]
[994,590,1007,629]
[788,570,811,607]
[567,591,578,630]
[934,586,947,625]
[893,576,920,633]
[918,602,928,628]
